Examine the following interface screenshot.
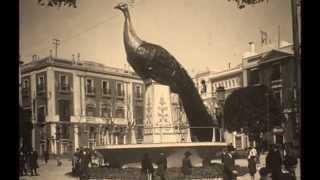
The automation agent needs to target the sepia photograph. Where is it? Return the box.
[19,0,301,179]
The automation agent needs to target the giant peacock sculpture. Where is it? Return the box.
[114,2,214,142]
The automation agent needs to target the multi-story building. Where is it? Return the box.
[193,41,299,149]
[193,65,247,149]
[20,56,146,155]
[242,41,299,146]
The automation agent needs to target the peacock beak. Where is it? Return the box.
[114,4,121,10]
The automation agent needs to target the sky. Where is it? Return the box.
[20,0,294,73]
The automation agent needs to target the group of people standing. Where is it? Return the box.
[247,143,298,180]
[265,143,298,180]
[18,143,298,180]
[19,148,40,176]
[140,151,193,180]
[71,147,104,179]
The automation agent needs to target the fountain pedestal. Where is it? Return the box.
[143,80,179,143]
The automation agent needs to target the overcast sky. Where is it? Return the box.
[20,0,293,73]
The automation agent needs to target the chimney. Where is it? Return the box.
[77,53,80,61]
[49,49,53,58]
[72,54,75,63]
[32,54,37,61]
[249,42,255,54]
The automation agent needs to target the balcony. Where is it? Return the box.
[112,118,127,126]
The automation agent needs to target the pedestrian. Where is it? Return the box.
[30,149,39,176]
[248,146,258,161]
[56,154,62,166]
[259,167,272,180]
[223,145,237,180]
[280,164,293,180]
[141,153,154,180]
[19,151,27,176]
[221,147,227,164]
[44,150,49,164]
[156,152,168,180]
[248,156,257,180]
[93,150,104,167]
[266,145,282,180]
[72,148,80,176]
[181,151,192,180]
[25,151,32,176]
[80,149,91,180]
[283,143,298,180]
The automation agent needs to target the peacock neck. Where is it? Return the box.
[123,9,143,54]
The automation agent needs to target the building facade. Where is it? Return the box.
[20,56,146,155]
[192,41,299,149]
[193,65,248,149]
[242,42,299,146]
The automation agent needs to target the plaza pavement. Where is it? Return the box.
[19,154,300,180]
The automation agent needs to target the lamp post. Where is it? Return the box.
[216,86,226,142]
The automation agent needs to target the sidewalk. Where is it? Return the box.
[19,159,76,180]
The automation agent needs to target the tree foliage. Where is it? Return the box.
[228,0,269,9]
[223,85,285,140]
[38,0,77,8]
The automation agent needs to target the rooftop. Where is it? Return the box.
[21,56,141,79]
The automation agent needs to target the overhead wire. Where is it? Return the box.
[21,0,145,59]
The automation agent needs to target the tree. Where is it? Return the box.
[38,0,77,8]
[227,0,269,9]
[223,85,285,142]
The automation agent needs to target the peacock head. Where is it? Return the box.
[114,2,128,12]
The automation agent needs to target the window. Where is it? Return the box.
[135,106,144,124]
[116,82,124,97]
[201,80,207,94]
[271,63,281,81]
[61,125,70,139]
[86,104,96,116]
[273,90,282,107]
[249,69,260,85]
[37,106,46,123]
[89,127,96,139]
[22,79,30,96]
[115,106,125,118]
[212,83,215,93]
[59,75,69,92]
[101,104,112,118]
[37,75,45,92]
[136,85,142,98]
[137,127,144,140]
[22,79,29,89]
[102,80,111,96]
[232,80,235,87]
[86,78,95,95]
[59,100,70,121]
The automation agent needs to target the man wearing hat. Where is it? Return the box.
[182,151,192,180]
[156,152,168,180]
[223,145,236,180]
